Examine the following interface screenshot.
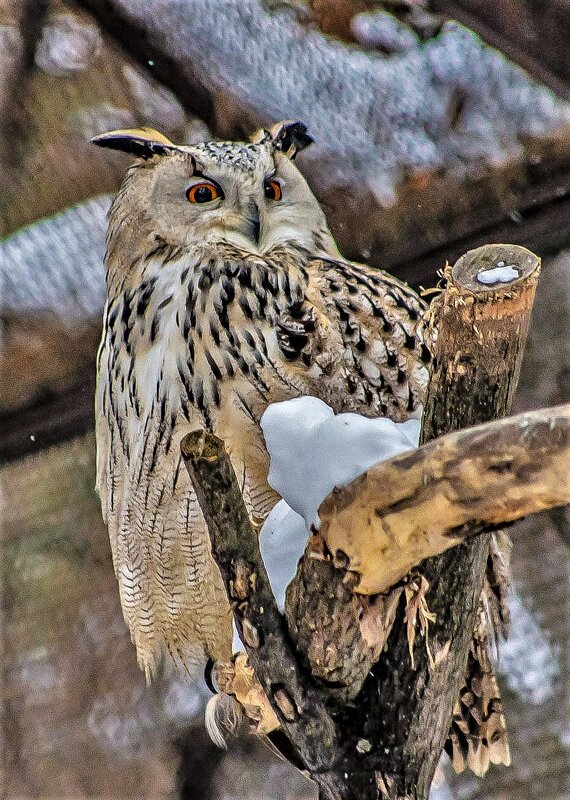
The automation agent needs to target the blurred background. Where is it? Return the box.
[0,0,568,798]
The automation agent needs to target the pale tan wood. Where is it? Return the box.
[320,404,570,594]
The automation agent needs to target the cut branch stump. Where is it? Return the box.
[371,243,541,798]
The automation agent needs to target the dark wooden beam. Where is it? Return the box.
[0,370,95,464]
[431,0,570,101]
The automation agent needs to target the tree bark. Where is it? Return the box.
[180,400,570,797]
[371,243,541,798]
[284,246,542,724]
[319,403,570,595]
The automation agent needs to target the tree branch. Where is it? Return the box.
[180,403,570,796]
[181,431,352,800]
[284,245,541,724]
[320,403,570,594]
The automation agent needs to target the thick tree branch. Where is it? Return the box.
[285,244,540,715]
[320,404,570,594]
[181,431,352,800]
[180,404,569,796]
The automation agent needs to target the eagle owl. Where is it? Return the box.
[93,122,508,776]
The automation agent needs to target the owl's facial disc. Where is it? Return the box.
[113,138,334,256]
[176,158,269,249]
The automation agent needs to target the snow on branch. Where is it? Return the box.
[71,0,570,199]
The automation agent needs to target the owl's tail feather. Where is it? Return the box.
[445,602,510,777]
[112,454,233,682]
[486,530,513,641]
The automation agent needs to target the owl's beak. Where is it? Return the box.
[245,201,261,246]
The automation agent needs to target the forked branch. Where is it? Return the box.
[182,403,569,798]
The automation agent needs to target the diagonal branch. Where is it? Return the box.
[320,403,570,595]
[181,431,350,800]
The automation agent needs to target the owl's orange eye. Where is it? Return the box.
[186,181,223,203]
[264,179,282,201]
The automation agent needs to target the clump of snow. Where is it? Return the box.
[261,397,420,529]
[258,397,419,611]
[476,264,520,285]
[259,500,309,611]
[35,13,102,76]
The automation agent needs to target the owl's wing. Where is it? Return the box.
[95,333,232,680]
[446,530,512,776]
[304,255,432,420]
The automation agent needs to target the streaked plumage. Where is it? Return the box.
[94,123,509,774]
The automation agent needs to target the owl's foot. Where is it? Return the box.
[403,573,436,669]
[205,652,279,748]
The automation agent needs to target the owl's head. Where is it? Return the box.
[93,122,337,263]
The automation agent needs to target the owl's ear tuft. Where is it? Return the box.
[253,120,314,159]
[91,127,179,159]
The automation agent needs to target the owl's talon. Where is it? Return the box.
[212,652,280,738]
[204,656,218,694]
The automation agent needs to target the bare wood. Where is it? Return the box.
[181,430,357,800]
[320,403,570,594]
[372,243,541,799]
